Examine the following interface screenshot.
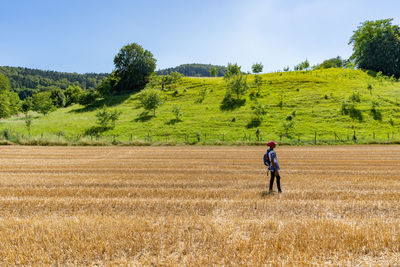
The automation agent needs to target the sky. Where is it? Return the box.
[1,0,400,74]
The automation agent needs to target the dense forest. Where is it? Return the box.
[156,64,226,77]
[0,66,108,99]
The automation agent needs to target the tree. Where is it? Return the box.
[0,73,10,92]
[313,56,345,69]
[252,63,263,74]
[21,96,33,115]
[349,19,400,77]
[227,74,248,100]
[49,88,66,108]
[224,63,241,79]
[7,91,21,115]
[139,89,163,116]
[113,43,157,92]
[294,59,310,71]
[32,92,55,115]
[65,85,83,106]
[0,92,11,119]
[96,72,120,97]
[209,66,218,77]
[0,75,21,119]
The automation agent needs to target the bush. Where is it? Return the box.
[220,92,246,110]
[348,105,363,122]
[247,116,262,128]
[196,89,207,103]
[389,117,395,126]
[350,91,361,103]
[370,101,382,121]
[79,89,99,106]
[95,105,121,130]
[64,85,84,106]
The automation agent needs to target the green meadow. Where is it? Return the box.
[1,68,400,144]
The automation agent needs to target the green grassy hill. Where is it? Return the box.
[1,68,400,144]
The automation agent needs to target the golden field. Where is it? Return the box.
[0,145,399,266]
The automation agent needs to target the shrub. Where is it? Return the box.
[350,91,361,103]
[65,85,84,106]
[370,101,382,121]
[348,105,363,122]
[196,89,206,103]
[79,89,99,106]
[247,116,262,128]
[220,91,245,110]
[172,106,182,121]
[95,105,121,129]
[389,117,394,126]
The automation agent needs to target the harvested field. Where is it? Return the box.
[0,145,399,266]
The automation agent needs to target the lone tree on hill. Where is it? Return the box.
[227,74,248,100]
[224,63,241,79]
[139,89,163,116]
[252,63,263,74]
[349,19,400,77]
[113,43,157,93]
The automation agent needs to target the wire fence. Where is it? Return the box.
[1,128,399,145]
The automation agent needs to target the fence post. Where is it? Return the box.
[373,132,375,140]
[314,131,317,145]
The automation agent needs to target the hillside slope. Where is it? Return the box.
[1,68,400,144]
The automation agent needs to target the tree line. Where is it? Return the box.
[156,63,226,77]
[0,66,108,99]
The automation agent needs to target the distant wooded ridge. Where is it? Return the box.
[156,64,226,77]
[0,66,109,99]
[0,63,226,97]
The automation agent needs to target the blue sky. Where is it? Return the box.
[1,0,399,74]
